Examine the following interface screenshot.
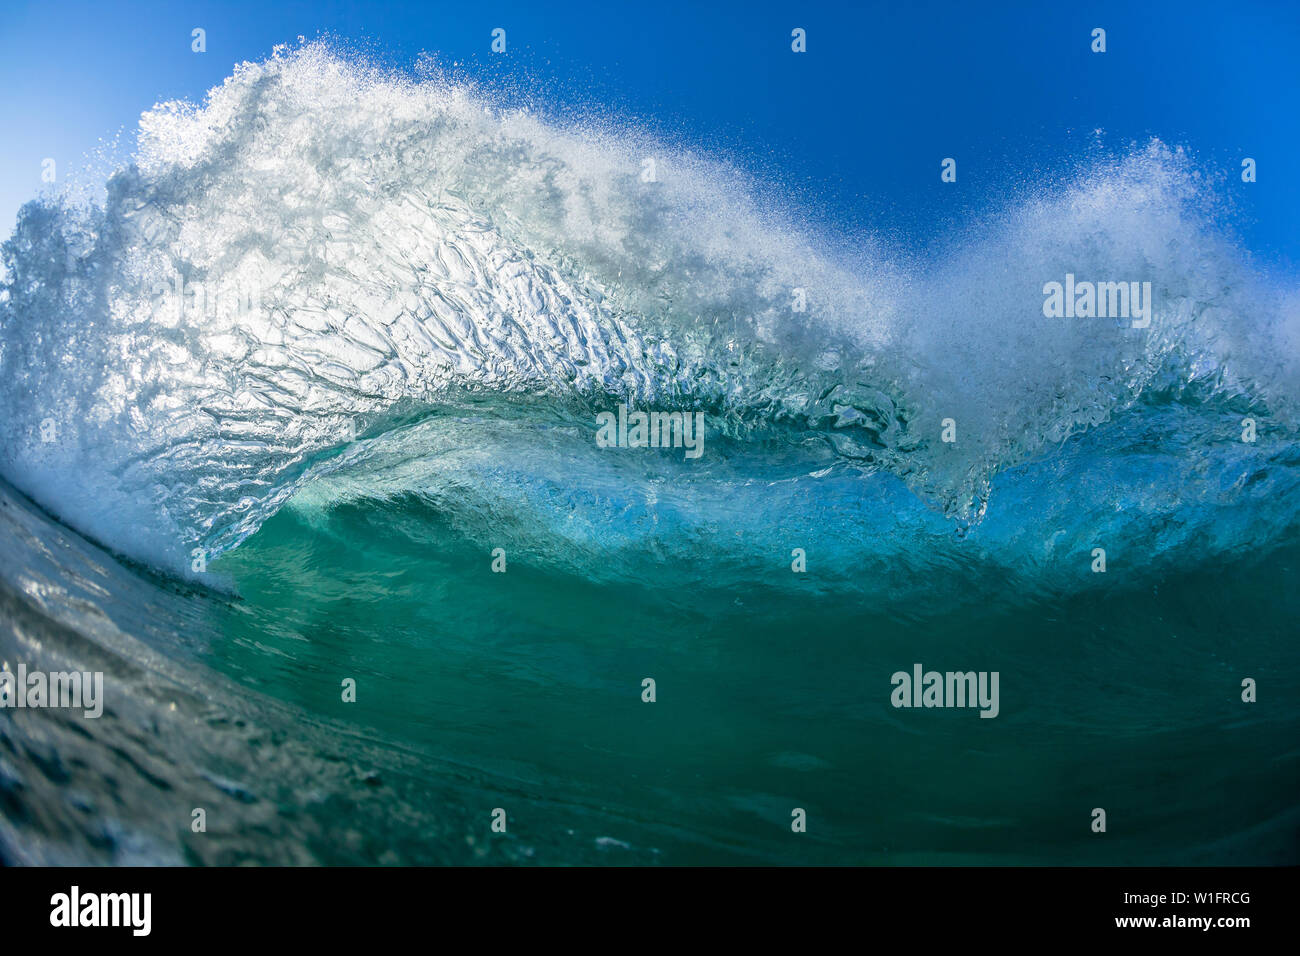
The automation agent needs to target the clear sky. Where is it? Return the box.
[1,0,1297,265]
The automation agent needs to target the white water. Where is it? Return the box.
[1,43,1296,574]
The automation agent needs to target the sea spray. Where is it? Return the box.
[2,44,1297,576]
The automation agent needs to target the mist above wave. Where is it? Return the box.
[0,42,1295,575]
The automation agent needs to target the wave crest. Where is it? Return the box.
[1,43,1296,573]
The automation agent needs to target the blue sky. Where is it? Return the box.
[1,0,1297,264]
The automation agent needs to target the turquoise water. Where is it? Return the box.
[205,481,1300,864]
[1,46,1298,864]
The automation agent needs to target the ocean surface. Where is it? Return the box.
[1,45,1297,865]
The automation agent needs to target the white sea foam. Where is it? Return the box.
[0,43,1295,573]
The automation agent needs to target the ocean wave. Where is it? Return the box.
[1,42,1297,577]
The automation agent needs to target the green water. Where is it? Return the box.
[208,494,1300,864]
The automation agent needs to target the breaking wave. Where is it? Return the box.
[2,42,1299,868]
[1,42,1298,586]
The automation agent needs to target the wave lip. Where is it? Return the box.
[0,43,1297,575]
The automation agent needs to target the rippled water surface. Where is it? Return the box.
[1,45,1297,865]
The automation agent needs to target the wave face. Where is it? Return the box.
[1,45,1298,864]
[2,43,1298,574]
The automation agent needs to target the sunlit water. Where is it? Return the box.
[1,44,1297,864]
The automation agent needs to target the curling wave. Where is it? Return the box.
[0,42,1298,585]
[2,43,1299,868]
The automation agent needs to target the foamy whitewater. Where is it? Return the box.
[1,45,1297,865]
